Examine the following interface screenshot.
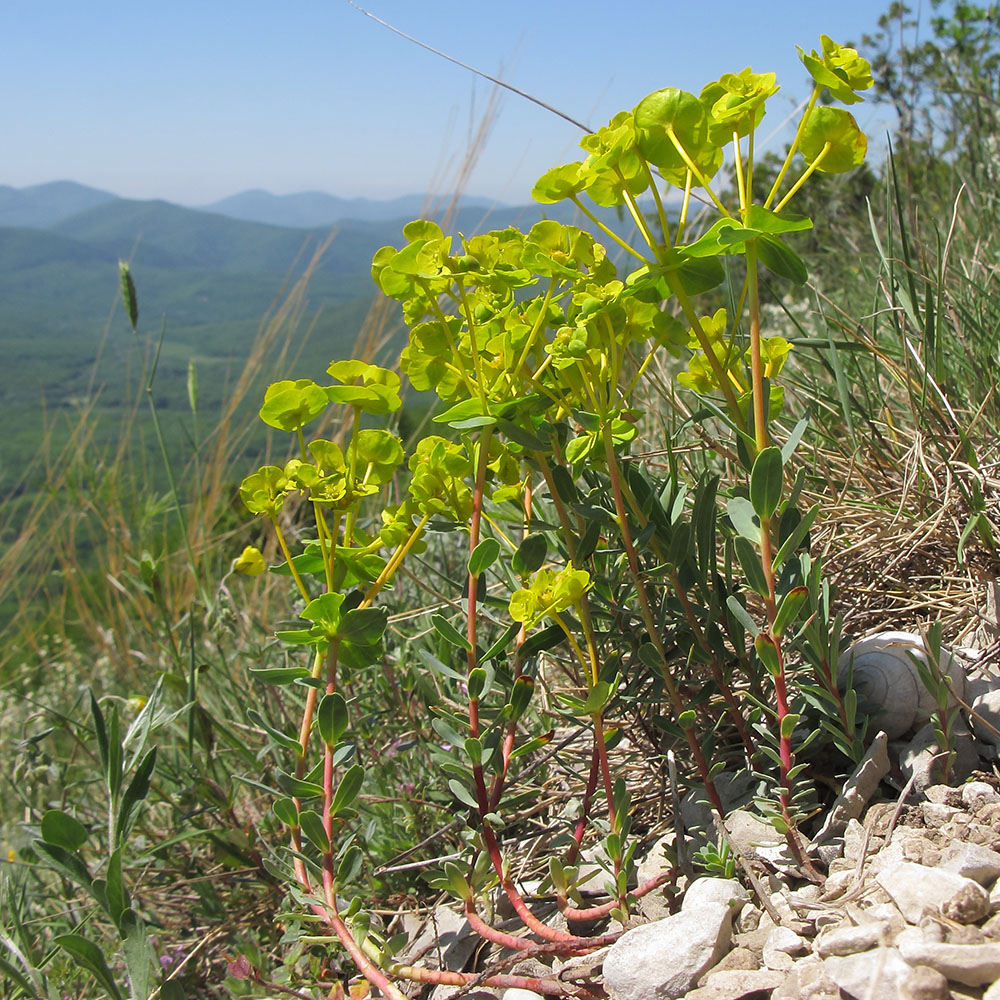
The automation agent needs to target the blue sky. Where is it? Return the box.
[2,1,898,205]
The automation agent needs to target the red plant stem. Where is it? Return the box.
[565,742,601,865]
[381,962,595,997]
[558,869,675,921]
[592,712,616,829]
[464,901,534,950]
[469,760,579,943]
[463,896,622,952]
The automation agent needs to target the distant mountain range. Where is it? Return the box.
[200,189,505,228]
[0,180,511,231]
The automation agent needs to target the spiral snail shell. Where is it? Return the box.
[836,630,967,741]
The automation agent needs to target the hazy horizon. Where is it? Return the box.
[2,1,900,206]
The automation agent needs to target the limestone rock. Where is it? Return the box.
[683,968,786,1000]
[962,779,1000,807]
[969,675,1000,749]
[603,903,734,1000]
[681,877,749,913]
[875,860,990,924]
[898,721,980,793]
[896,926,1000,987]
[814,921,887,957]
[823,946,912,999]
[771,955,840,1000]
[635,832,676,921]
[812,732,890,846]
[762,925,807,971]
[938,841,1000,886]
[898,964,950,1000]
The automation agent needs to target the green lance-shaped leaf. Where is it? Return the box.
[105,848,129,927]
[734,536,770,597]
[750,446,784,520]
[33,840,93,891]
[726,496,760,543]
[469,537,501,576]
[115,746,156,847]
[272,798,299,827]
[464,737,483,766]
[773,586,809,637]
[431,613,472,652]
[338,844,364,886]
[247,708,303,750]
[799,107,867,173]
[276,771,324,800]
[54,934,124,1000]
[757,235,808,286]
[780,713,800,740]
[338,606,388,644]
[507,676,535,721]
[467,667,489,702]
[330,764,365,816]
[754,633,781,675]
[40,809,88,851]
[512,533,547,575]
[119,261,138,331]
[299,810,330,852]
[318,692,349,747]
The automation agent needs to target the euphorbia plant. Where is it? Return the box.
[239,36,871,997]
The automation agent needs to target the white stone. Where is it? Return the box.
[898,722,980,793]
[814,921,886,957]
[823,946,911,999]
[875,861,990,924]
[898,964,949,1000]
[635,832,676,921]
[603,903,734,1000]
[896,927,1000,987]
[502,991,544,1000]
[682,877,749,913]
[921,801,961,827]
[962,780,1000,807]
[969,676,1000,748]
[812,732,890,845]
[771,955,839,1000]
[687,968,785,999]
[762,926,807,970]
[939,842,1000,886]
[843,818,868,862]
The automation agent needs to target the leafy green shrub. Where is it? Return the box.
[238,36,874,997]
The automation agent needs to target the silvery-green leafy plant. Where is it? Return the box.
[240,36,872,997]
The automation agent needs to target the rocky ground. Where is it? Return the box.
[395,634,1000,1000]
